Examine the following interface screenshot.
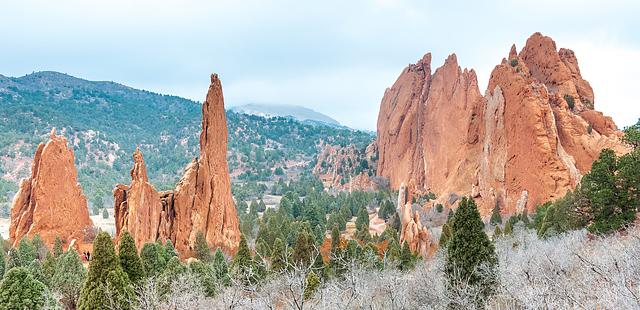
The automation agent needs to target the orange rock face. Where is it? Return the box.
[377,32,628,215]
[9,129,94,248]
[114,74,240,257]
[397,182,430,257]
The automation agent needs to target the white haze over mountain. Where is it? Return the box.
[0,0,638,130]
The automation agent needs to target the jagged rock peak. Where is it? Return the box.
[9,129,94,249]
[376,32,629,216]
[114,74,240,258]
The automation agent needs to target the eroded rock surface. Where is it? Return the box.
[397,183,430,257]
[114,74,240,257]
[377,32,628,215]
[9,129,94,248]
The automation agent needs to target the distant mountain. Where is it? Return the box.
[230,103,342,127]
[0,71,375,214]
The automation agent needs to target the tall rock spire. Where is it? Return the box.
[9,128,94,248]
[114,74,240,257]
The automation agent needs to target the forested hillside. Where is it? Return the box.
[0,71,374,213]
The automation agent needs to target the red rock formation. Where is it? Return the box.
[397,183,430,257]
[114,74,240,257]
[377,32,628,215]
[312,142,378,191]
[9,129,94,248]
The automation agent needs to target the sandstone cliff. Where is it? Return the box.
[9,129,94,248]
[114,74,240,257]
[377,32,628,215]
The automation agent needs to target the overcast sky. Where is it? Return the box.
[1,0,638,130]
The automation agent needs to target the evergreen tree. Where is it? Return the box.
[194,231,212,262]
[163,240,178,261]
[583,149,637,234]
[53,236,64,257]
[52,249,86,309]
[188,261,216,297]
[271,238,287,272]
[27,259,48,287]
[504,219,514,235]
[0,250,4,279]
[377,200,396,220]
[292,229,315,267]
[303,271,320,300]
[521,209,531,227]
[355,224,371,243]
[445,197,497,307]
[213,248,231,286]
[31,234,48,260]
[490,202,502,225]
[102,208,109,219]
[439,223,452,247]
[398,242,414,271]
[42,252,57,281]
[140,242,167,278]
[385,237,401,263]
[493,226,503,239]
[6,248,22,269]
[330,226,341,253]
[355,207,370,231]
[77,231,135,310]
[118,231,144,285]
[233,235,256,284]
[18,237,37,266]
[0,267,49,310]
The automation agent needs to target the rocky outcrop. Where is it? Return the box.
[397,183,430,257]
[312,142,378,191]
[377,32,628,215]
[9,129,94,248]
[114,74,240,257]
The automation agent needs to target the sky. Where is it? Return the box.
[1,0,639,130]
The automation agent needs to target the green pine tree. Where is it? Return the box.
[303,271,320,300]
[53,236,64,257]
[140,242,167,278]
[398,242,414,271]
[490,202,502,225]
[42,252,57,281]
[163,240,178,261]
[292,229,315,267]
[0,267,49,310]
[270,238,287,272]
[0,250,5,279]
[233,234,257,284]
[445,197,497,307]
[439,223,452,247]
[213,248,232,286]
[194,231,212,262]
[355,207,370,231]
[493,225,503,239]
[504,219,513,235]
[27,259,48,287]
[51,249,87,309]
[330,226,341,254]
[77,231,135,310]
[18,237,37,266]
[31,234,47,260]
[118,231,144,285]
